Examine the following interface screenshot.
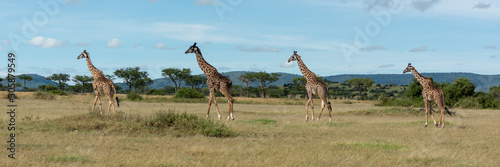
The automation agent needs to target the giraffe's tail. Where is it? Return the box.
[116,97,120,108]
[445,107,452,116]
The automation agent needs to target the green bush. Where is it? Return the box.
[127,91,143,101]
[50,90,67,95]
[174,88,205,99]
[34,91,56,100]
[44,84,58,91]
[145,111,235,137]
[146,89,165,95]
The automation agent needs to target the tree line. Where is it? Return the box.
[3,67,500,109]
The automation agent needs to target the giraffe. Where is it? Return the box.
[403,63,452,128]
[288,51,333,122]
[185,43,234,121]
[77,50,120,114]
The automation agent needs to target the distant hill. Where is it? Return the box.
[4,72,499,92]
[323,73,500,92]
[1,74,57,90]
[145,72,500,92]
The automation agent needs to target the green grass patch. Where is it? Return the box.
[405,157,441,165]
[145,111,235,137]
[340,107,423,116]
[336,142,407,150]
[35,110,236,138]
[247,119,277,125]
[323,122,355,127]
[47,155,91,163]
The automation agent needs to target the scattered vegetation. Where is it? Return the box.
[36,110,235,138]
[34,91,56,100]
[173,87,205,99]
[126,91,143,101]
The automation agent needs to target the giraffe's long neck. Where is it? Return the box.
[86,57,103,78]
[296,57,318,82]
[195,51,219,77]
[411,68,431,88]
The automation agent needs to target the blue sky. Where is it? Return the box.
[1,0,499,84]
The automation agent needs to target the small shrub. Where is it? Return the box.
[34,91,56,100]
[174,88,205,99]
[50,90,67,95]
[146,89,165,95]
[44,84,58,91]
[127,91,143,101]
[145,111,235,137]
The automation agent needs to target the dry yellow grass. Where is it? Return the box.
[1,91,500,166]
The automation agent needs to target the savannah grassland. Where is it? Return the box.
[1,92,500,166]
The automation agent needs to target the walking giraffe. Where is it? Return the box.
[288,51,333,122]
[403,63,451,128]
[185,43,234,120]
[77,50,119,114]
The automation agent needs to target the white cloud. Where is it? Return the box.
[152,43,174,50]
[363,0,397,11]
[360,45,387,52]
[3,39,9,46]
[235,45,280,52]
[28,36,63,48]
[106,38,122,48]
[194,0,215,6]
[133,44,142,49]
[411,0,440,12]
[409,45,428,52]
[379,64,396,68]
[473,2,491,9]
[280,61,294,68]
[0,46,3,50]
[483,45,497,49]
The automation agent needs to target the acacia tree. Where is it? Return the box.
[18,74,33,90]
[253,72,280,98]
[162,68,191,92]
[72,75,94,93]
[46,73,70,90]
[291,77,307,97]
[185,75,206,90]
[114,67,152,93]
[346,78,374,100]
[238,72,256,97]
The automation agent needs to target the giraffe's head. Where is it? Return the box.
[403,63,414,74]
[185,42,199,54]
[77,50,89,59]
[287,51,300,63]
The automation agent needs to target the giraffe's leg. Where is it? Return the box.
[327,102,332,122]
[428,101,437,127]
[97,95,103,115]
[211,90,222,120]
[305,98,311,121]
[220,84,234,121]
[106,95,114,115]
[424,99,429,127]
[227,97,234,121]
[437,103,446,128]
[206,89,214,119]
[317,100,325,121]
[92,92,99,113]
[310,98,315,121]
